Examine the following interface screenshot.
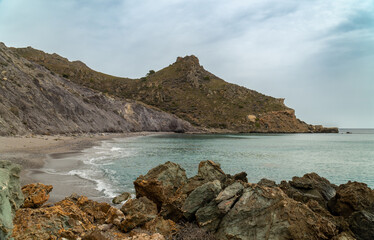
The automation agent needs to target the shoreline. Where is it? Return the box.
[0,132,168,203]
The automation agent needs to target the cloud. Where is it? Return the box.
[0,0,373,127]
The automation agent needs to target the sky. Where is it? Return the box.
[0,0,373,128]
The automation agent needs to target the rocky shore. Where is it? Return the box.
[1,160,373,240]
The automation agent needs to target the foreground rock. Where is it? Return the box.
[0,161,24,239]
[21,183,53,208]
[8,160,374,240]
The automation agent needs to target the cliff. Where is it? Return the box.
[11,47,338,133]
[0,43,194,136]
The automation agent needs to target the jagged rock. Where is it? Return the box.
[257,178,277,187]
[144,216,177,238]
[328,181,374,217]
[182,180,221,220]
[348,210,374,240]
[120,197,158,232]
[196,201,222,232]
[21,183,53,208]
[13,194,127,239]
[280,172,336,208]
[134,161,187,209]
[215,181,245,214]
[0,161,24,239]
[216,185,338,240]
[232,172,248,182]
[112,192,131,204]
[197,160,226,183]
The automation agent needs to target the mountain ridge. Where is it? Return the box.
[0,42,194,136]
[10,44,338,133]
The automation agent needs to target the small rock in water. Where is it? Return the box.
[112,192,131,204]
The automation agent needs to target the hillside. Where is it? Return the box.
[12,46,337,133]
[0,43,193,136]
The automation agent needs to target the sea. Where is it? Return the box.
[43,129,374,201]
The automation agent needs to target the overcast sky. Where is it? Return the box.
[0,0,373,128]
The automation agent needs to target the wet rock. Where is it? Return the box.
[120,197,158,232]
[216,185,338,240]
[182,180,221,220]
[280,172,336,208]
[21,183,53,208]
[134,161,187,208]
[0,161,24,239]
[112,192,131,204]
[328,181,374,217]
[348,210,374,240]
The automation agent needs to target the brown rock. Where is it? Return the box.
[328,181,374,217]
[120,197,158,232]
[134,161,187,209]
[280,172,336,208]
[21,183,53,208]
[144,216,178,237]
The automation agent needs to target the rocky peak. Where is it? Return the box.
[176,55,200,67]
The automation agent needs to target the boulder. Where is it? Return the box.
[216,185,338,240]
[197,160,226,183]
[280,172,336,208]
[0,160,24,239]
[112,192,131,204]
[182,180,221,220]
[13,194,127,239]
[134,162,187,208]
[120,197,158,232]
[21,183,53,208]
[348,210,374,240]
[232,172,248,183]
[328,181,374,217]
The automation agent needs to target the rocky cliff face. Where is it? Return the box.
[12,47,338,133]
[0,43,194,136]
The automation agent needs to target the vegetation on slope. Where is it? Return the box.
[13,47,332,132]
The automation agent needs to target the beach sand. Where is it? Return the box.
[0,132,157,203]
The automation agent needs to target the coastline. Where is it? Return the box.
[0,132,167,203]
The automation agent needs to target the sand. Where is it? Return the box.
[0,132,159,203]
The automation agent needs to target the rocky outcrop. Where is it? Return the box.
[0,42,194,136]
[10,160,374,239]
[134,161,188,209]
[120,197,158,232]
[0,161,24,239]
[21,183,53,208]
[280,172,337,208]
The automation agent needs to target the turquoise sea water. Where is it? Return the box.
[63,129,374,199]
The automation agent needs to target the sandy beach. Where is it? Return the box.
[0,132,159,203]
